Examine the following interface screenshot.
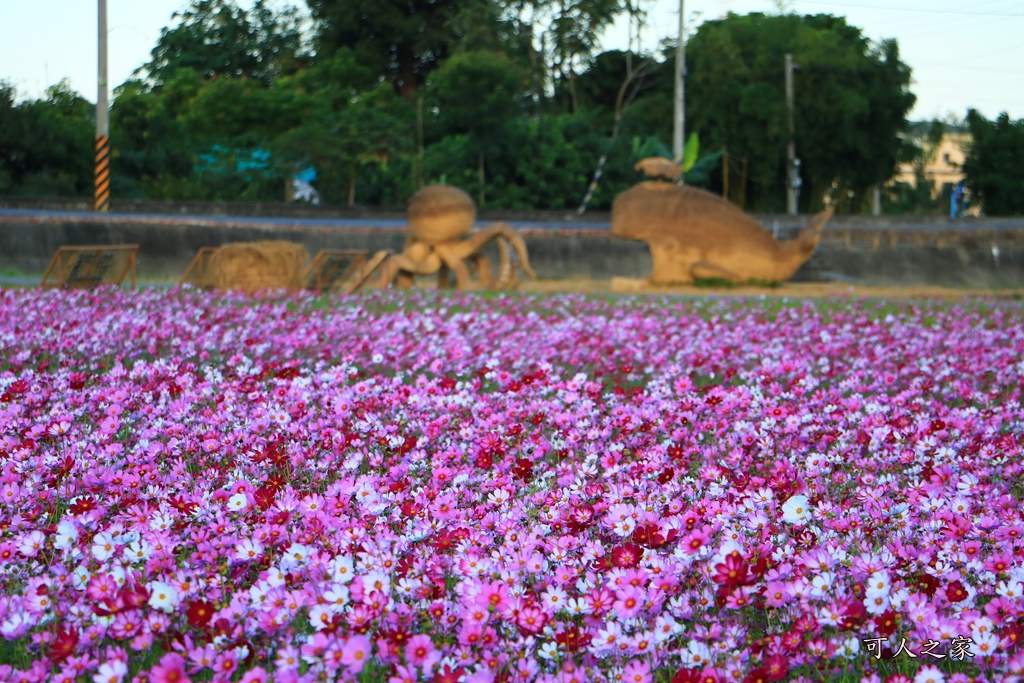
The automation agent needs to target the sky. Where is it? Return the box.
[1,0,1022,122]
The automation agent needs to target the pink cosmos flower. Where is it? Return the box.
[238,668,269,683]
[389,664,418,683]
[187,643,217,674]
[341,634,372,674]
[764,581,790,608]
[612,586,646,619]
[274,645,300,672]
[211,651,238,679]
[474,581,510,613]
[149,653,190,683]
[682,527,711,555]
[404,634,440,669]
[622,660,652,683]
[515,605,548,635]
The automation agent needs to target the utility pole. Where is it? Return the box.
[95,0,110,212]
[785,53,799,215]
[673,0,685,184]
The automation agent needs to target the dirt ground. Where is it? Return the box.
[517,277,1024,302]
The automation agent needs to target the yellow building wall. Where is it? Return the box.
[893,133,970,198]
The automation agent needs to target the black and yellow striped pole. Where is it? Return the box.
[95,0,110,212]
[95,135,110,212]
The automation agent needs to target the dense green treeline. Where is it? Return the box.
[1,0,1022,213]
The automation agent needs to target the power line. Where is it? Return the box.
[795,1,1024,16]
[915,41,1024,68]
[924,65,1024,75]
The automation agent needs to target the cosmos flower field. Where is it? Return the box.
[1,287,1023,683]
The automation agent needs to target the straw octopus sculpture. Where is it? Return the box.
[386,185,536,290]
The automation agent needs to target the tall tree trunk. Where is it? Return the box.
[347,173,356,207]
[576,52,653,215]
[416,96,425,190]
[568,68,579,113]
[478,150,486,207]
[396,56,418,101]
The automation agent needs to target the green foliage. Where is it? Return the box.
[685,149,723,186]
[412,112,615,209]
[0,2,927,211]
[110,80,196,198]
[883,178,938,216]
[426,51,526,147]
[272,83,414,205]
[0,82,23,193]
[880,119,943,215]
[962,110,1024,216]
[682,132,699,173]
[570,50,672,132]
[632,135,672,159]
[488,114,612,208]
[543,0,625,75]
[139,0,307,87]
[0,80,94,197]
[307,0,485,99]
[631,133,706,177]
[685,12,914,212]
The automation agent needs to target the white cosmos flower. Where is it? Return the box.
[540,585,568,612]
[0,610,32,639]
[281,543,311,571]
[234,538,264,563]
[18,530,45,558]
[91,532,117,561]
[865,571,891,598]
[537,641,560,660]
[330,555,355,584]
[611,517,637,537]
[997,580,1023,599]
[72,566,91,590]
[323,584,350,612]
[781,495,811,524]
[93,659,128,683]
[810,572,835,597]
[227,493,249,512]
[54,520,79,550]
[125,539,152,563]
[147,581,180,613]
[864,592,890,615]
[682,640,714,668]
[488,489,511,505]
[308,604,333,631]
[913,664,946,683]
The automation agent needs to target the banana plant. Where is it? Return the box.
[632,132,700,173]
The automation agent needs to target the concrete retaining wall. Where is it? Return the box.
[1,211,1022,288]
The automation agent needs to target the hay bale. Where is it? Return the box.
[209,241,308,293]
[407,185,476,245]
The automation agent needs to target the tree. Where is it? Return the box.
[307,0,490,100]
[417,111,613,210]
[684,12,914,212]
[0,82,25,193]
[273,82,413,206]
[2,81,94,196]
[502,0,634,112]
[109,81,196,198]
[963,110,1024,216]
[425,50,526,205]
[140,0,307,87]
[881,119,944,215]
